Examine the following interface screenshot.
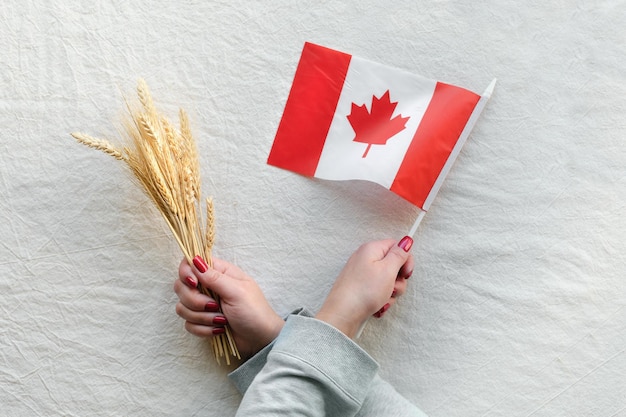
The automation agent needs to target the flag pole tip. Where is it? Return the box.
[483,78,497,98]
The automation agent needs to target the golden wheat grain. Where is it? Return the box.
[205,197,215,255]
[71,132,126,161]
[162,117,182,168]
[137,114,161,148]
[137,79,157,119]
[179,109,201,198]
[179,108,192,140]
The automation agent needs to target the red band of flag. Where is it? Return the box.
[391,82,480,207]
[268,43,351,176]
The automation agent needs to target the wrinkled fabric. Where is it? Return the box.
[1,1,624,416]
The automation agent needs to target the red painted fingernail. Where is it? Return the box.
[213,316,228,325]
[184,276,197,288]
[398,236,413,252]
[212,327,226,335]
[373,303,391,318]
[193,256,208,273]
[205,302,220,312]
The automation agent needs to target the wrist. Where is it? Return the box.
[255,314,285,352]
[315,307,363,339]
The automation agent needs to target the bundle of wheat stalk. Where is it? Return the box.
[71,79,240,365]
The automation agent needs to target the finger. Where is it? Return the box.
[382,236,413,275]
[179,258,235,296]
[176,302,203,323]
[397,253,414,280]
[358,239,397,262]
[178,259,198,288]
[175,303,226,326]
[373,301,392,318]
[374,290,405,318]
[212,257,248,281]
[190,256,238,299]
[173,279,218,312]
[392,278,408,299]
[174,274,197,297]
[184,321,226,338]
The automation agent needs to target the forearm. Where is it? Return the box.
[229,308,309,394]
[358,375,428,417]
[229,310,427,417]
[232,314,378,416]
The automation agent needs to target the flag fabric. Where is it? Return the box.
[267,42,493,210]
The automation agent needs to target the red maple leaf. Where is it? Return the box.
[347,90,410,158]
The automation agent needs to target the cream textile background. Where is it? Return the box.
[1,1,625,416]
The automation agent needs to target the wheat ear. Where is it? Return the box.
[71,132,127,161]
[204,197,215,256]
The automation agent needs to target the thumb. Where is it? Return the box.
[383,236,413,272]
[191,255,232,297]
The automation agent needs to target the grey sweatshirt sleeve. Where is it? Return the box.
[358,375,428,417]
[228,310,427,417]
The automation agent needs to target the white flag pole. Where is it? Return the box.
[408,209,426,237]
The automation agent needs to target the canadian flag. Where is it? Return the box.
[268,42,495,210]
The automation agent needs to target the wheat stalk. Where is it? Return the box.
[72,79,240,365]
